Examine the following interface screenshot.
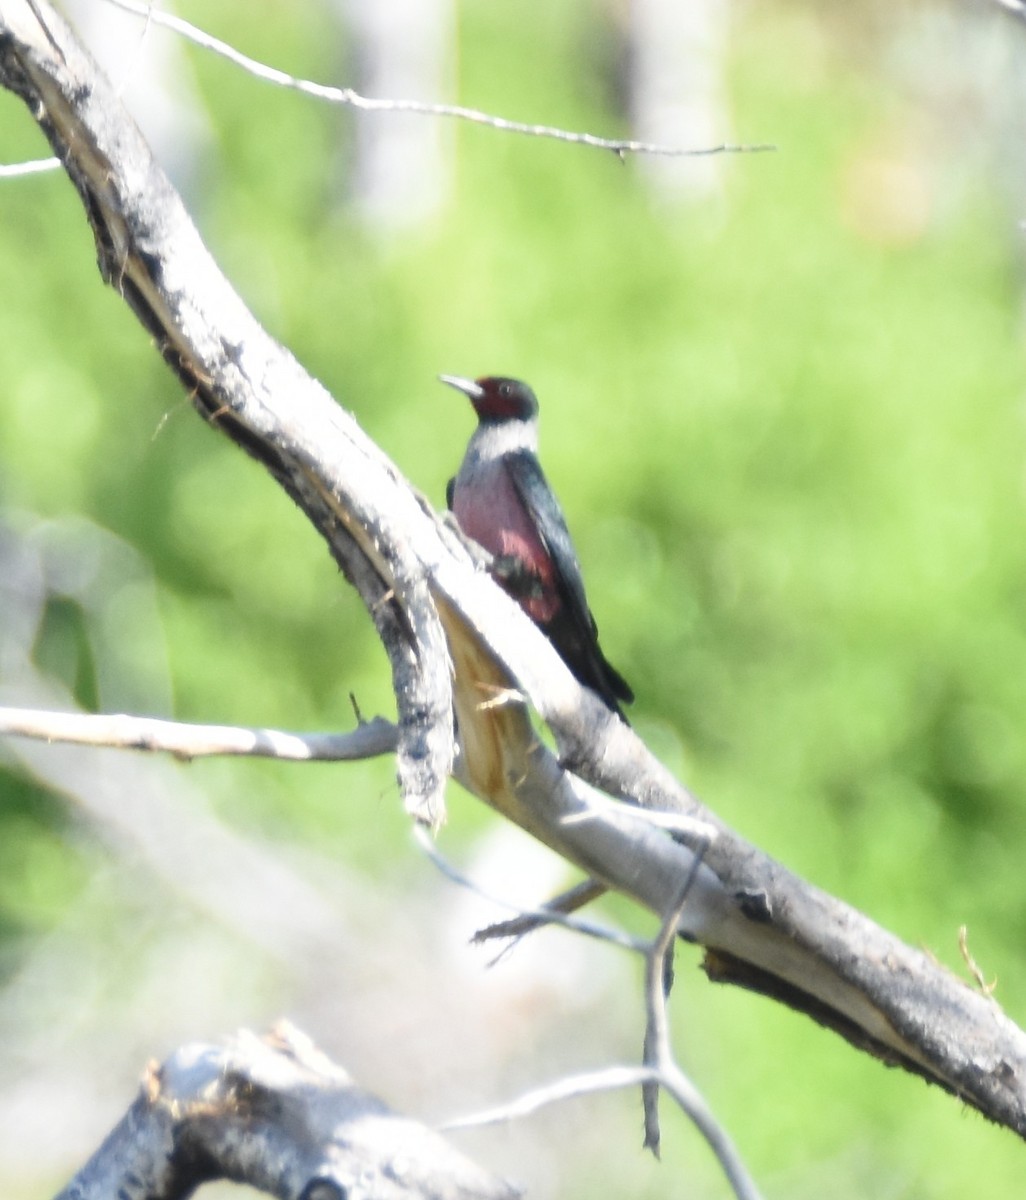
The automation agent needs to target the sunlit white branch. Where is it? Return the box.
[0,155,58,175]
[561,783,719,842]
[442,1064,659,1130]
[0,705,397,761]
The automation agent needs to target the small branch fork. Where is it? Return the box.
[426,829,762,1199]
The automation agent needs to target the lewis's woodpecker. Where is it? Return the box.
[441,374,634,720]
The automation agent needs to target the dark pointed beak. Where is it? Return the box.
[438,374,485,402]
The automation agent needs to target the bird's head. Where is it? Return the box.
[440,375,539,424]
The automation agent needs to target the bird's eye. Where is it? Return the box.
[499,382,512,398]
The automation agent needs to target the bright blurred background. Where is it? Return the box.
[2,0,1026,1196]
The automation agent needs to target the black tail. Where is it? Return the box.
[544,607,633,723]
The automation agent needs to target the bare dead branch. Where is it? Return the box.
[3,0,1026,1147]
[0,704,398,761]
[93,0,773,162]
[55,1022,520,1200]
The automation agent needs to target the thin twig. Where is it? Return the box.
[0,705,397,761]
[0,156,59,176]
[99,0,774,161]
[441,1064,661,1130]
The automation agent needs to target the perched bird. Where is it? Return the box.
[441,374,633,720]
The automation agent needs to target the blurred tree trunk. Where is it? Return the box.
[625,0,731,201]
[332,0,454,228]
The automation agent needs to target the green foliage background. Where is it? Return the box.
[2,1,1026,1196]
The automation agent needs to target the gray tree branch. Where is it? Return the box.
[55,1022,520,1200]
[2,0,1026,1155]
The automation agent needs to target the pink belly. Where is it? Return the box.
[454,476,560,624]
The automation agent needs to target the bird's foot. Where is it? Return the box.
[491,554,547,603]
